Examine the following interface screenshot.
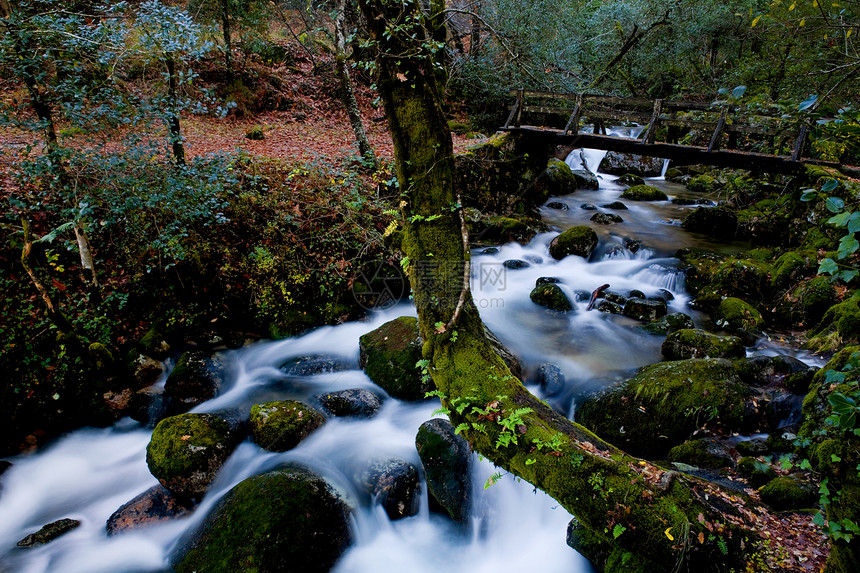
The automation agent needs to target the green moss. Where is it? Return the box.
[577,358,750,458]
[714,297,765,332]
[746,248,775,263]
[711,258,772,302]
[770,252,811,289]
[620,184,667,201]
[640,312,695,335]
[544,158,579,195]
[174,467,352,573]
[549,225,599,260]
[447,120,470,135]
[675,248,726,295]
[250,401,325,452]
[774,276,836,328]
[667,438,732,469]
[616,173,644,187]
[737,457,777,487]
[661,329,745,360]
[800,226,838,251]
[686,174,720,193]
[530,283,574,312]
[759,476,817,510]
[359,316,431,400]
[806,296,860,352]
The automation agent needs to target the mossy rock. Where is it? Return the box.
[590,212,624,225]
[447,120,470,135]
[686,174,720,194]
[173,467,352,573]
[737,457,777,488]
[675,247,727,296]
[576,358,750,458]
[759,476,817,511]
[623,298,667,321]
[146,413,244,500]
[474,215,542,245]
[770,252,812,290]
[620,184,667,201]
[773,276,836,329]
[416,419,471,523]
[616,173,644,186]
[359,316,430,401]
[711,259,772,303]
[640,312,695,335]
[800,346,860,441]
[164,350,224,411]
[664,167,684,181]
[714,297,765,333]
[250,401,325,452]
[681,206,738,239]
[805,296,860,352]
[667,438,733,469]
[549,225,599,260]
[736,438,768,456]
[571,169,600,190]
[598,151,665,176]
[530,283,574,312]
[662,329,745,360]
[544,158,580,195]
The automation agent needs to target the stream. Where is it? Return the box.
[0,138,823,573]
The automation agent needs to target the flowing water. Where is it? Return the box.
[0,136,821,572]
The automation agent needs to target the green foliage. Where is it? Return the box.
[801,178,860,284]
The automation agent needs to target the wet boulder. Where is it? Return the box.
[598,152,665,176]
[770,251,814,290]
[759,476,817,511]
[736,438,769,457]
[530,283,574,312]
[360,458,421,520]
[549,226,599,260]
[616,173,644,186]
[536,363,566,396]
[737,457,777,488]
[623,298,667,321]
[597,300,623,314]
[317,389,382,418]
[415,419,471,523]
[544,158,580,195]
[146,412,244,500]
[164,350,224,411]
[686,174,721,193]
[580,203,598,210]
[590,212,624,225]
[620,184,667,201]
[667,438,734,470]
[546,201,569,210]
[571,169,600,190]
[17,518,81,548]
[250,400,325,452]
[805,296,860,353]
[601,201,628,210]
[576,358,750,458]
[711,258,772,303]
[475,216,545,245]
[129,385,172,428]
[106,485,194,536]
[640,312,695,335]
[128,353,165,388]
[772,276,836,329]
[681,206,738,239]
[359,316,430,401]
[173,467,353,573]
[661,329,745,360]
[503,259,531,270]
[280,355,351,376]
[714,297,765,334]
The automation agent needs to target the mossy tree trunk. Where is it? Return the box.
[358,1,764,570]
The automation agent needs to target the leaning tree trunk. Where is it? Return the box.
[334,0,377,169]
[357,1,768,570]
[165,55,186,166]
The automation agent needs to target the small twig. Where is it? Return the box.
[445,194,470,332]
[586,284,610,311]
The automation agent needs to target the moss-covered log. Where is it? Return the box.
[358,1,775,570]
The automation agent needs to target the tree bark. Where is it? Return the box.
[219,0,233,79]
[21,219,74,333]
[335,0,377,169]
[357,1,763,570]
[166,55,186,166]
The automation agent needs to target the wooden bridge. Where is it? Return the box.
[500,90,849,175]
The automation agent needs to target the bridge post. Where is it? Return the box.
[563,93,583,136]
[640,98,663,144]
[791,124,810,161]
[707,106,729,152]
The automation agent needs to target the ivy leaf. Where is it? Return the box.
[818,258,839,275]
[799,95,818,111]
[822,179,840,192]
[828,212,852,227]
[826,196,845,213]
[837,270,859,283]
[800,189,818,202]
[847,213,860,234]
[731,85,747,99]
[825,370,848,384]
[837,235,859,259]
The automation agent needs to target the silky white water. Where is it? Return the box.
[0,137,819,572]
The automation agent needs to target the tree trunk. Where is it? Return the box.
[166,55,186,166]
[357,1,763,570]
[21,219,74,333]
[220,0,233,79]
[335,0,377,169]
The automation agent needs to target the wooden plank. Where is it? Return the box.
[708,107,729,152]
[503,98,520,129]
[514,88,524,128]
[499,126,815,174]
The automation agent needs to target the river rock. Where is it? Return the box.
[106,485,194,535]
[536,363,565,396]
[576,358,750,458]
[773,276,836,329]
[571,169,600,190]
[359,316,430,401]
[580,203,598,210]
[616,173,645,186]
[641,312,695,335]
[686,174,721,193]
[536,276,561,285]
[543,158,579,195]
[128,353,165,387]
[503,259,531,270]
[596,300,623,314]
[361,458,421,520]
[546,201,569,210]
[602,290,628,305]
[620,184,668,201]
[601,201,628,210]
[765,390,802,431]
[623,298,667,321]
[173,467,352,573]
[681,206,738,239]
[280,355,351,376]
[548,226,598,260]
[662,329,745,360]
[590,212,624,225]
[667,438,734,469]
[164,350,224,411]
[17,518,81,547]
[129,385,172,427]
[759,476,818,511]
[714,297,765,334]
[250,400,326,452]
[318,389,382,418]
[415,419,471,523]
[530,284,574,312]
[598,151,665,176]
[146,412,244,500]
